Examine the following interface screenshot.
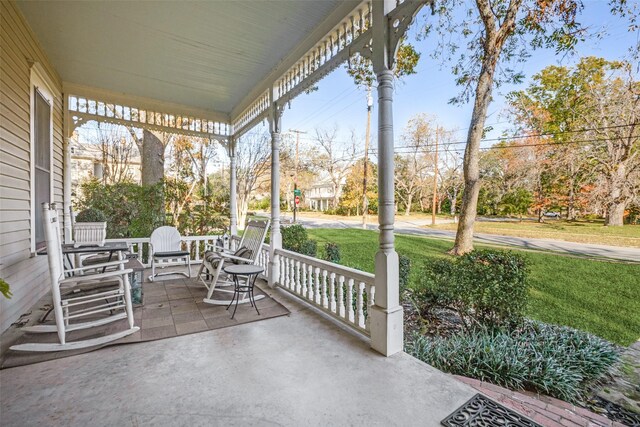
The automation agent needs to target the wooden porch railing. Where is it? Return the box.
[275,248,375,336]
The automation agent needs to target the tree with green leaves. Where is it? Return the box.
[424,0,588,253]
[508,57,639,226]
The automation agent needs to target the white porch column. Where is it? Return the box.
[268,106,283,288]
[369,0,403,356]
[228,138,238,236]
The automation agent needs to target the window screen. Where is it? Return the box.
[34,88,51,249]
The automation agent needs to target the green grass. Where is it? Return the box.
[308,228,640,346]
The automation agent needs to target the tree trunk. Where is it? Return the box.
[141,130,165,186]
[405,192,412,216]
[450,188,458,216]
[605,202,625,226]
[451,60,498,254]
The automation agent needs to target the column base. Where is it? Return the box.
[370,304,403,356]
[268,232,282,288]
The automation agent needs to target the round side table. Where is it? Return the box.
[222,264,264,319]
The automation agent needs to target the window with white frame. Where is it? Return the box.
[30,65,54,252]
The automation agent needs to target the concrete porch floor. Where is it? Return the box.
[0,281,476,426]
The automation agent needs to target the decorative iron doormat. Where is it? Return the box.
[587,396,640,426]
[442,394,541,427]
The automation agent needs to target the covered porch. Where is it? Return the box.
[1,0,481,424]
[7,0,424,357]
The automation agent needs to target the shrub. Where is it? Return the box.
[75,208,107,223]
[324,242,341,264]
[300,239,318,257]
[399,254,411,296]
[0,278,12,299]
[418,249,529,328]
[281,224,317,256]
[77,181,164,238]
[281,224,308,252]
[406,321,619,403]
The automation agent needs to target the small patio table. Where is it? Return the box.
[223,264,264,319]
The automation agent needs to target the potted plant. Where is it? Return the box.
[74,208,107,247]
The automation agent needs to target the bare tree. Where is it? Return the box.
[236,132,271,228]
[85,123,139,184]
[311,127,358,208]
[584,65,639,225]
[396,114,439,216]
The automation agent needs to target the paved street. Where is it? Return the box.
[292,215,640,262]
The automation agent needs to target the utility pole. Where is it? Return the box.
[289,129,306,223]
[431,127,440,226]
[362,88,373,230]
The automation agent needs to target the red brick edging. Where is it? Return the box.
[453,375,626,427]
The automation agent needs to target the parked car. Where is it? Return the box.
[543,211,561,218]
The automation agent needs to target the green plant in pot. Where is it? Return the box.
[74,208,107,247]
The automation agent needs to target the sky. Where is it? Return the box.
[261,0,639,159]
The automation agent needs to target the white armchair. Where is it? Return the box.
[149,226,191,281]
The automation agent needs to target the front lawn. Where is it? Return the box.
[307,228,640,346]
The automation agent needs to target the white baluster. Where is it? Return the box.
[301,262,308,297]
[322,270,328,308]
[288,257,294,290]
[357,281,365,328]
[329,272,336,313]
[314,267,321,304]
[366,283,375,331]
[307,264,314,302]
[280,256,287,286]
[295,260,301,294]
[347,278,355,323]
[338,275,345,318]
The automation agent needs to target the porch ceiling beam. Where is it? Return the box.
[64,82,230,139]
[68,112,227,141]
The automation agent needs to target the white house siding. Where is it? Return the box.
[0,1,64,332]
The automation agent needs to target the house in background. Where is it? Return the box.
[306,177,345,211]
[69,131,142,200]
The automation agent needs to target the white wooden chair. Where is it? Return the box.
[148,226,191,282]
[10,203,139,352]
[197,220,269,305]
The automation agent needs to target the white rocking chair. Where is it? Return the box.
[148,226,191,281]
[10,203,139,352]
[197,220,269,305]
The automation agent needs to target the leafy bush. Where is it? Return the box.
[399,253,411,296]
[281,224,308,251]
[300,239,318,257]
[418,249,529,328]
[406,321,619,403]
[77,180,164,238]
[281,224,317,256]
[0,278,12,299]
[75,208,107,223]
[324,242,341,264]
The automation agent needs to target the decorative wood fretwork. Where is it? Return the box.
[231,89,271,136]
[67,94,230,139]
[274,2,373,106]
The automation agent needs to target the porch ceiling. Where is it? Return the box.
[17,1,355,116]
